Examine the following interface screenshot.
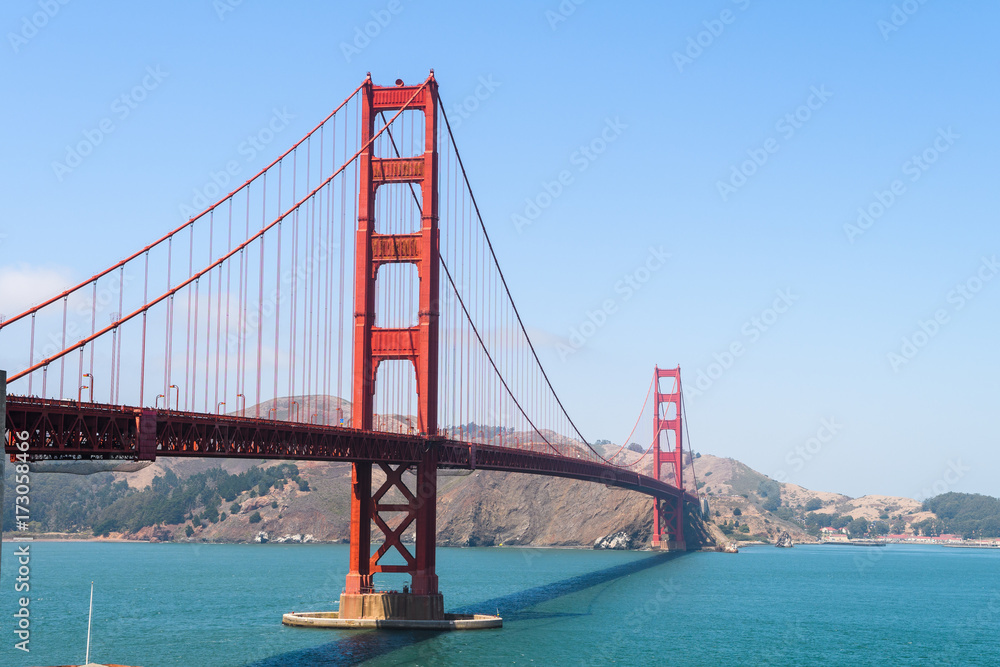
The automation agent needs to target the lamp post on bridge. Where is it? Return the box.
[78,373,93,403]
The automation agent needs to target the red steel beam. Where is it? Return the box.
[3,395,691,502]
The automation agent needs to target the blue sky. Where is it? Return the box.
[2,1,998,498]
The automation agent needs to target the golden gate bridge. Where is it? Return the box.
[1,71,699,626]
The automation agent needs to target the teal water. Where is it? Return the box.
[1,541,998,666]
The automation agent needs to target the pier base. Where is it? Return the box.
[652,539,687,552]
[282,610,502,630]
[339,591,444,621]
[283,591,500,630]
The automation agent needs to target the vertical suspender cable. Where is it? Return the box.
[257,175,267,417]
[274,161,282,414]
[59,297,67,398]
[140,253,149,406]
[204,212,214,413]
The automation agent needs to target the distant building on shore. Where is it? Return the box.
[887,533,964,544]
[821,527,849,542]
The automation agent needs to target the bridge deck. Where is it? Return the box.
[4,396,691,501]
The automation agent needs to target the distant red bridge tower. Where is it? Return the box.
[651,365,686,551]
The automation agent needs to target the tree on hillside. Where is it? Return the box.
[204,505,219,523]
[912,518,945,537]
[805,498,823,512]
[847,518,870,538]
[805,512,836,528]
[757,480,780,499]
[922,492,1000,538]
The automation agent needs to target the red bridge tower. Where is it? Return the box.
[342,73,443,621]
[651,365,686,551]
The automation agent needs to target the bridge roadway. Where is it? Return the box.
[4,395,693,502]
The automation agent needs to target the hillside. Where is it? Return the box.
[695,454,937,542]
[35,458,668,548]
[4,450,954,548]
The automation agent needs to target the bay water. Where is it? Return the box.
[1,541,997,666]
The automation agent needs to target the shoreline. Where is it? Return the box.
[6,532,999,551]
[1,532,149,543]
[0,533,642,550]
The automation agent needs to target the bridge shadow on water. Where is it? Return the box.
[246,551,687,666]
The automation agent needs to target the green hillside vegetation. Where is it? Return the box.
[710,465,910,540]
[719,460,771,498]
[2,462,304,536]
[2,466,129,533]
[919,492,1000,538]
[793,492,1000,540]
[91,463,303,536]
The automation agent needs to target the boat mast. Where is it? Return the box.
[86,581,94,665]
